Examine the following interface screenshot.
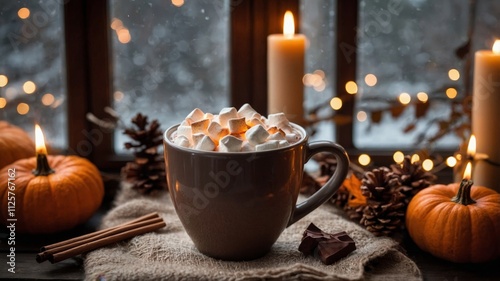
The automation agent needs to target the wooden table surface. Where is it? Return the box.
[1,192,499,280]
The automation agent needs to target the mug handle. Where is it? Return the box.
[287,141,349,227]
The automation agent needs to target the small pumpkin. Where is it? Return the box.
[0,155,104,234]
[406,180,500,263]
[0,121,36,168]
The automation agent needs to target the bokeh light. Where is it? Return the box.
[0,75,8,87]
[364,74,377,86]
[18,8,30,19]
[23,81,36,94]
[42,93,55,106]
[0,98,6,109]
[446,88,458,99]
[422,159,434,171]
[330,97,342,110]
[17,103,30,115]
[446,156,457,167]
[411,154,420,163]
[393,151,405,164]
[416,92,428,103]
[172,0,185,7]
[398,92,411,105]
[345,81,358,94]
[358,154,371,166]
[448,69,460,81]
[357,111,367,122]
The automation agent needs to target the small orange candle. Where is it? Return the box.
[267,11,306,125]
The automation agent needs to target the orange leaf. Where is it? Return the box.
[343,174,367,207]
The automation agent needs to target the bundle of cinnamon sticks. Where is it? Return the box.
[37,212,165,264]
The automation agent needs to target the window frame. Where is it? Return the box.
[63,0,453,171]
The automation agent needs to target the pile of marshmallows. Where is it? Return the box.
[171,103,301,152]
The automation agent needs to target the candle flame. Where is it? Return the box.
[463,162,472,180]
[283,11,295,37]
[35,124,48,155]
[493,40,500,54]
[467,134,476,157]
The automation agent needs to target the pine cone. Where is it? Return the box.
[358,167,405,236]
[122,113,167,194]
[390,155,437,204]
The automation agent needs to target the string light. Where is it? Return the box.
[330,97,342,110]
[416,92,428,103]
[393,151,405,164]
[0,75,8,87]
[117,28,131,44]
[171,0,185,7]
[358,154,371,166]
[23,81,36,94]
[18,8,30,19]
[110,18,123,30]
[17,103,30,115]
[398,92,411,105]
[41,93,55,106]
[114,91,124,101]
[448,69,460,81]
[446,88,458,99]
[411,154,420,163]
[345,81,358,94]
[422,159,434,171]
[364,74,377,86]
[446,156,457,167]
[0,98,6,109]
[357,111,367,122]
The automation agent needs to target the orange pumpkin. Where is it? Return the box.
[0,121,36,168]
[0,155,104,234]
[406,181,500,263]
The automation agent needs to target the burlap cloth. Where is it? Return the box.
[84,186,422,281]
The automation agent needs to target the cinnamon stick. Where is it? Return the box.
[40,212,160,252]
[36,212,165,264]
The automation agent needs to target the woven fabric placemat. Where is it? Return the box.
[84,186,422,281]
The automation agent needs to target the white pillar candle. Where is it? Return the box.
[472,40,500,192]
[267,11,306,126]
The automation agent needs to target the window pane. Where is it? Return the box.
[0,1,67,149]
[301,0,336,141]
[109,0,230,152]
[355,0,475,149]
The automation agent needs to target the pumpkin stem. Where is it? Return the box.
[451,179,476,206]
[33,154,54,176]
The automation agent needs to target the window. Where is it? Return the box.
[0,1,67,149]
[109,0,230,151]
[3,0,498,169]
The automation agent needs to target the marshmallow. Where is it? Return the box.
[246,117,265,128]
[218,107,238,127]
[245,124,270,146]
[207,121,229,145]
[186,108,205,123]
[195,135,216,151]
[228,117,248,134]
[267,126,279,135]
[278,140,290,147]
[255,140,279,151]
[241,141,254,152]
[191,118,210,134]
[286,133,301,142]
[219,135,243,152]
[281,124,294,134]
[174,135,190,148]
[176,125,192,141]
[267,112,289,127]
[180,119,191,126]
[268,132,286,141]
[192,133,206,146]
[237,103,258,119]
[203,112,214,120]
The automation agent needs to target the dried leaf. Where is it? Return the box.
[415,101,430,118]
[343,174,366,207]
[403,122,416,133]
[371,111,382,123]
[390,105,405,118]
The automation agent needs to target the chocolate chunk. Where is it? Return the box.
[298,223,356,265]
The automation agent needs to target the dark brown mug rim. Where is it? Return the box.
[164,122,308,155]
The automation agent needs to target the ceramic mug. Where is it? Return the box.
[163,123,349,261]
